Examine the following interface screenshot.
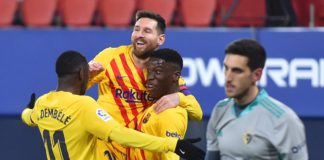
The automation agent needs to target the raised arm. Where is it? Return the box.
[87,48,113,89]
[21,93,37,126]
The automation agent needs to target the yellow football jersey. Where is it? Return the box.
[88,45,202,129]
[21,91,178,160]
[22,91,117,160]
[130,106,188,160]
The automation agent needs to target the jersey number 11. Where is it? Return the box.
[42,130,70,159]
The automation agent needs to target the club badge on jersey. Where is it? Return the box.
[242,131,252,144]
[96,109,112,122]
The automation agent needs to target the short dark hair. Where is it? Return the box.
[150,48,183,70]
[56,50,88,77]
[135,10,166,34]
[225,39,266,71]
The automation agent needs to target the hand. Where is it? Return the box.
[153,93,179,114]
[26,93,36,109]
[88,60,104,78]
[175,138,205,160]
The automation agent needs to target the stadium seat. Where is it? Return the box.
[59,0,97,27]
[0,0,17,27]
[295,0,324,26]
[291,0,311,26]
[21,0,57,27]
[97,0,135,27]
[315,0,324,26]
[137,0,176,26]
[178,0,215,27]
[216,0,266,27]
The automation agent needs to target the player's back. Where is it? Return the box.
[33,91,102,160]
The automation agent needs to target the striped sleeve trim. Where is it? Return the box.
[261,98,285,118]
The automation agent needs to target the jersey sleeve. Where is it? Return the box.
[157,109,187,160]
[87,48,113,89]
[21,108,37,127]
[80,97,178,153]
[109,124,178,153]
[270,114,308,160]
[206,105,220,152]
[80,97,119,140]
[21,99,40,127]
[177,77,203,120]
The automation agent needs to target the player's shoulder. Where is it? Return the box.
[77,95,97,104]
[159,106,187,119]
[99,45,132,56]
[160,105,186,113]
[168,106,187,115]
[36,91,62,104]
[73,95,102,114]
[259,96,299,120]
[34,93,48,109]
[156,107,188,129]
[210,98,233,116]
[259,97,305,132]
[36,92,49,101]
[215,98,233,109]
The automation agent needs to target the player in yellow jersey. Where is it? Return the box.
[130,48,190,160]
[88,10,202,127]
[21,50,205,160]
[88,10,203,159]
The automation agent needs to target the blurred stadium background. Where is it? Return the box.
[1,0,324,159]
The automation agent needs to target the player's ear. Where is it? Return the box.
[173,71,181,82]
[253,68,263,81]
[157,34,165,46]
[78,66,84,81]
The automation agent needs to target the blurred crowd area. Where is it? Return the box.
[0,0,321,28]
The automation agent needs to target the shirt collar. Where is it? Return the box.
[232,89,268,117]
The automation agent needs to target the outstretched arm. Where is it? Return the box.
[82,100,205,159]
[109,124,205,159]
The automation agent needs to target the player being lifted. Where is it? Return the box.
[21,50,205,160]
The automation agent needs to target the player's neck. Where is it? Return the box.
[166,86,180,96]
[132,53,150,69]
[154,85,179,100]
[57,78,81,95]
[235,86,259,106]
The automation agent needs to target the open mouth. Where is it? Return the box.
[226,83,235,91]
[146,83,154,91]
[135,40,146,48]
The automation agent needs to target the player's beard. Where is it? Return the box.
[132,40,159,59]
